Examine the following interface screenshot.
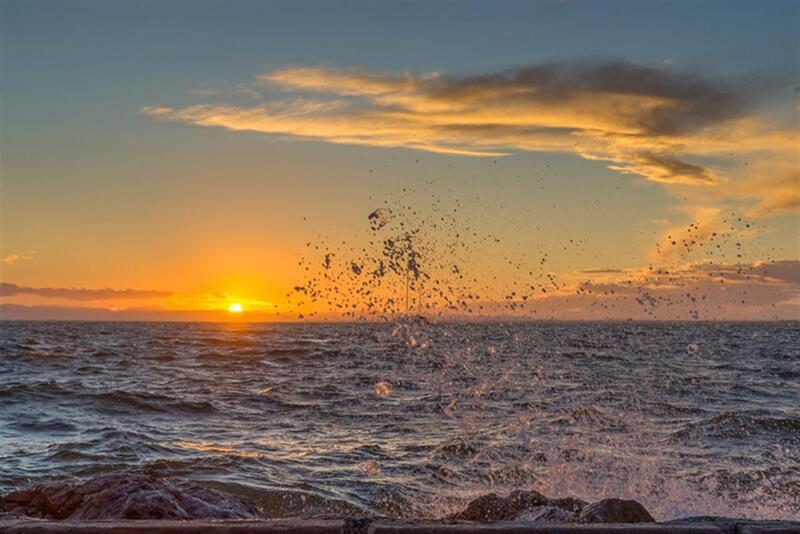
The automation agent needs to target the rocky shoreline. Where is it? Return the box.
[1,474,798,533]
[0,475,261,521]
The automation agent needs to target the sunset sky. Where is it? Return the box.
[1,0,798,320]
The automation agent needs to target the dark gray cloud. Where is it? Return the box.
[425,60,744,136]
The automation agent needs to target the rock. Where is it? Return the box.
[447,493,518,521]
[505,489,549,510]
[448,490,587,522]
[578,498,655,523]
[516,505,577,523]
[0,474,262,520]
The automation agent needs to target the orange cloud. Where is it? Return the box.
[649,206,723,264]
[260,67,420,96]
[739,169,800,218]
[144,61,799,217]
[2,253,34,265]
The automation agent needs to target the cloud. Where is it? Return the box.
[640,259,800,287]
[649,206,723,263]
[608,151,721,185]
[140,105,174,118]
[402,259,800,320]
[579,268,626,274]
[260,67,419,96]
[0,283,172,301]
[2,253,34,265]
[144,60,798,192]
[739,169,800,217]
[517,259,800,320]
[679,260,800,287]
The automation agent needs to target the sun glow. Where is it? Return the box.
[228,303,243,313]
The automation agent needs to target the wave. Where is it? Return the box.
[674,412,800,439]
[9,418,76,433]
[87,391,217,415]
[0,381,216,415]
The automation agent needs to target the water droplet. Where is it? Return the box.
[375,381,393,397]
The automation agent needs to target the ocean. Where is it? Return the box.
[1,320,798,520]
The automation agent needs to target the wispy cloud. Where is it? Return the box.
[579,268,626,274]
[649,206,723,263]
[0,283,172,301]
[738,168,800,218]
[143,60,797,199]
[2,252,34,265]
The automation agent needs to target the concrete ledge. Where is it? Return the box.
[736,526,800,534]
[0,519,739,534]
[2,520,798,534]
[0,519,344,534]
[370,523,726,534]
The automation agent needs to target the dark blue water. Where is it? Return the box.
[1,321,798,520]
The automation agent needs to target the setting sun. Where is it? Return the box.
[228,303,243,313]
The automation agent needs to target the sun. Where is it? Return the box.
[228,303,244,313]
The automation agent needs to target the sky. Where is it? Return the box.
[1,0,798,321]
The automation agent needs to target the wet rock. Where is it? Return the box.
[516,505,577,523]
[447,493,518,521]
[578,497,655,523]
[505,489,549,510]
[448,490,587,522]
[0,474,262,520]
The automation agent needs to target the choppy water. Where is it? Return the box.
[1,320,798,520]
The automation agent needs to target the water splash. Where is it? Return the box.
[282,193,799,520]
